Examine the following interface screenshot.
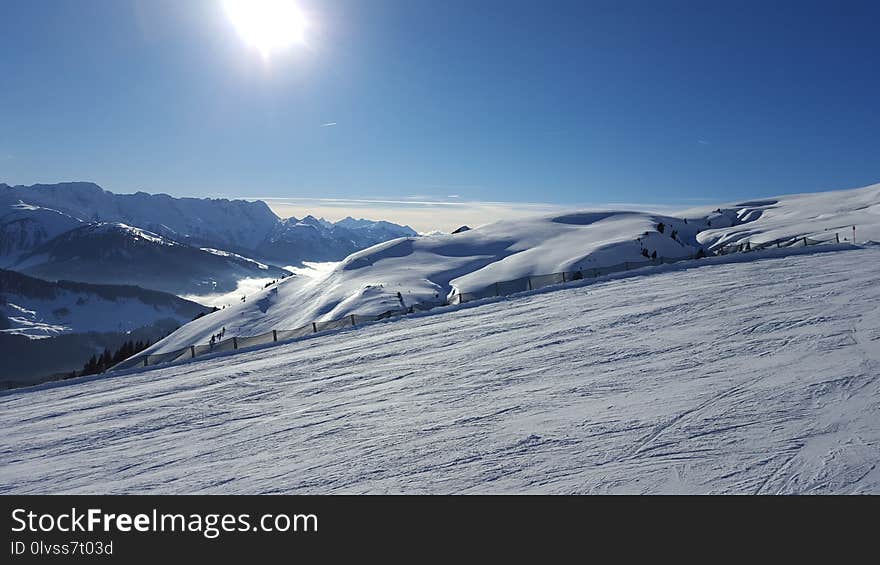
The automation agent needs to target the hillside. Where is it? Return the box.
[145,182,880,354]
[0,269,209,386]
[0,201,83,265]
[2,247,877,494]
[9,222,290,295]
[0,268,207,337]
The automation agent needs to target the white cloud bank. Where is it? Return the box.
[253,197,681,233]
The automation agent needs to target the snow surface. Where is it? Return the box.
[2,247,878,494]
[145,183,880,355]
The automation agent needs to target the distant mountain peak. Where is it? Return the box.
[2,181,422,284]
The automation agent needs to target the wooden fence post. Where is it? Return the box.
[312,322,318,333]
[495,282,501,296]
[190,345,195,358]
[143,357,148,367]
[562,272,567,283]
[351,314,356,326]
[273,329,278,342]
[233,337,238,350]
[527,278,532,291]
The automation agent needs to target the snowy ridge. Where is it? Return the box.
[0,182,280,252]
[8,222,290,296]
[198,247,271,270]
[144,182,880,355]
[0,201,83,265]
[690,183,880,250]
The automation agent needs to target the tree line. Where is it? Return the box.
[66,339,153,379]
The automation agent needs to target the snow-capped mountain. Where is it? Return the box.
[0,268,209,386]
[145,182,880,354]
[0,182,279,253]
[9,222,289,296]
[260,215,418,263]
[0,201,83,265]
[0,183,419,268]
[334,216,420,244]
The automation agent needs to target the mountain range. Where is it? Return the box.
[0,182,418,295]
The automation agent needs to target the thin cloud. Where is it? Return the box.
[252,196,684,234]
[697,139,709,145]
[320,122,338,128]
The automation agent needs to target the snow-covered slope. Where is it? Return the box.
[148,210,701,351]
[0,269,210,385]
[9,222,290,295]
[2,247,877,494]
[0,201,83,266]
[147,182,879,354]
[688,182,880,250]
[0,268,206,338]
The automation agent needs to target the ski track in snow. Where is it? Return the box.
[1,248,879,494]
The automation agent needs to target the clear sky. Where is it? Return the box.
[1,0,878,231]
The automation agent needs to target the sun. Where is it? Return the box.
[223,0,309,58]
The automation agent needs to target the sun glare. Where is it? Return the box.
[223,0,309,58]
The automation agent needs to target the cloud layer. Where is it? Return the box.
[255,197,682,233]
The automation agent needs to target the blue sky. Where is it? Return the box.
[1,1,878,230]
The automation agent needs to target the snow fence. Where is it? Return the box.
[109,306,423,372]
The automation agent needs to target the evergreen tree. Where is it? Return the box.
[82,354,98,376]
